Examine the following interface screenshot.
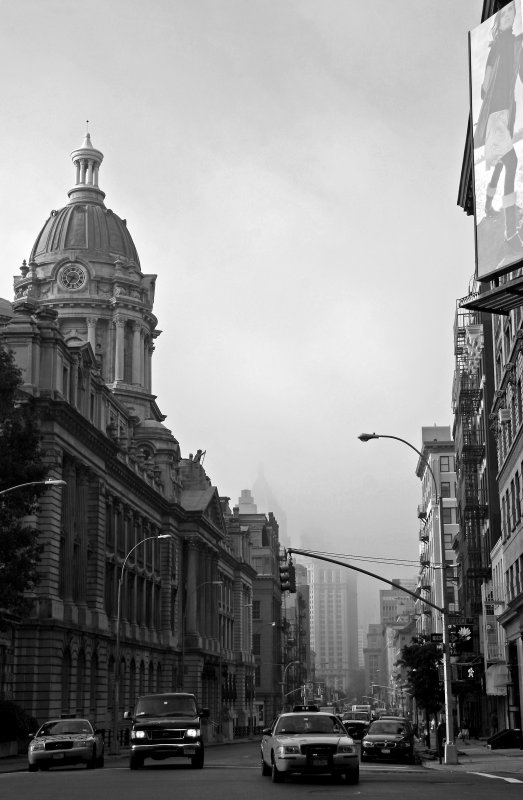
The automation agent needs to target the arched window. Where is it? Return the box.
[139,661,145,695]
[148,661,154,693]
[76,650,86,715]
[129,660,136,709]
[61,648,72,714]
[90,652,98,718]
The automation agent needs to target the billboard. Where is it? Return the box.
[469,1,523,280]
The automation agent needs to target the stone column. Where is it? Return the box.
[62,461,77,604]
[186,541,199,634]
[114,316,125,382]
[131,322,142,385]
[86,317,97,352]
[76,468,89,609]
[75,160,81,184]
[87,160,93,185]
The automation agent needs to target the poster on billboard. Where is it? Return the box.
[469,1,523,281]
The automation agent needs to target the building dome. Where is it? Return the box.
[30,203,140,266]
[29,131,140,267]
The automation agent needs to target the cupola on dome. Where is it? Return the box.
[30,131,140,267]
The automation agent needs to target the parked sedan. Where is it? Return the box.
[261,710,359,784]
[28,718,105,771]
[361,718,415,763]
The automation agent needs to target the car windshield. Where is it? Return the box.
[275,715,343,735]
[135,696,197,717]
[38,720,93,736]
[368,721,407,735]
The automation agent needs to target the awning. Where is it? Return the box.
[485,664,510,696]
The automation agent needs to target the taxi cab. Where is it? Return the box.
[261,708,359,784]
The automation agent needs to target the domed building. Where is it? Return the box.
[0,133,257,746]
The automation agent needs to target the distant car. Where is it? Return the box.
[361,718,415,764]
[27,718,104,771]
[261,710,359,784]
[342,719,369,740]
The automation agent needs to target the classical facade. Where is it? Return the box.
[0,133,257,743]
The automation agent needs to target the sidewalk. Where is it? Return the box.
[418,738,523,776]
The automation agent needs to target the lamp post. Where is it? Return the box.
[112,533,171,753]
[282,660,300,711]
[358,432,457,764]
[181,580,223,692]
[0,478,66,496]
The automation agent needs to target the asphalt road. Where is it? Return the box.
[1,741,521,800]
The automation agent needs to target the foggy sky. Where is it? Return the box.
[0,0,483,627]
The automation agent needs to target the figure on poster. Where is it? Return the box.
[474,2,523,250]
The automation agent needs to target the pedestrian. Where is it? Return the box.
[460,718,470,743]
[473,1,523,249]
[436,720,446,764]
[490,711,499,737]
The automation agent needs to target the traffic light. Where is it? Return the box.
[288,560,296,593]
[280,560,291,592]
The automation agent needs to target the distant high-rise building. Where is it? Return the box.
[296,556,358,700]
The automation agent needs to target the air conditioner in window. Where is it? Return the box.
[499,408,511,424]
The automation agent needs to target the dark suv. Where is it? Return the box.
[361,717,415,763]
[124,692,209,769]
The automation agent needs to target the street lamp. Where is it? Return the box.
[282,660,300,710]
[0,478,67,496]
[112,533,171,753]
[358,432,458,764]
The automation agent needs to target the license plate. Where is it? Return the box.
[52,753,65,759]
[185,749,196,755]
[313,758,328,766]
[381,748,390,754]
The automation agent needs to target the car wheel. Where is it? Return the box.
[346,766,359,785]
[86,751,97,769]
[97,753,105,768]
[261,754,271,776]
[271,757,284,783]
[28,764,38,772]
[191,751,204,769]
[407,749,415,764]
[130,755,143,770]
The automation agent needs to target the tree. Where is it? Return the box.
[398,636,444,749]
[0,346,47,629]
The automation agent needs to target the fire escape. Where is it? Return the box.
[453,304,489,618]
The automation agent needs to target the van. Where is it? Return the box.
[124,692,209,770]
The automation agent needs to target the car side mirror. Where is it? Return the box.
[199,708,210,718]
[94,729,104,736]
[262,727,272,736]
[123,711,132,720]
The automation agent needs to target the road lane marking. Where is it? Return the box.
[468,771,523,783]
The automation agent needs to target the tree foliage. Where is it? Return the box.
[0,346,47,628]
[398,636,444,718]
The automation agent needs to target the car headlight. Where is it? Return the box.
[337,744,354,753]
[185,728,198,738]
[73,738,93,748]
[362,741,373,748]
[276,745,300,756]
[29,741,45,751]
[132,730,147,739]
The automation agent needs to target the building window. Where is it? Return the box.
[252,600,261,620]
[441,482,451,498]
[440,456,450,472]
[442,507,453,525]
[253,634,261,656]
